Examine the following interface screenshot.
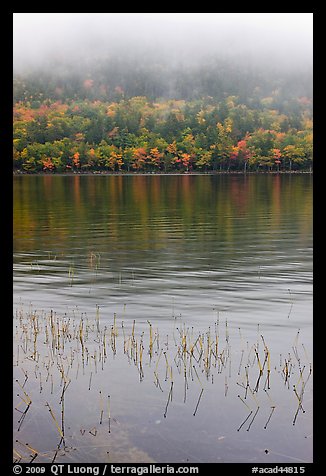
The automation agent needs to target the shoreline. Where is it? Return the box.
[13,170,313,176]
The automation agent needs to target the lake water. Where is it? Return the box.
[13,174,313,464]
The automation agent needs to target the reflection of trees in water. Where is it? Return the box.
[13,174,312,257]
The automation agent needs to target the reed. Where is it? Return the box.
[107,395,111,433]
[139,340,144,381]
[184,368,188,403]
[193,388,204,416]
[265,349,271,390]
[148,320,153,360]
[163,351,170,381]
[154,371,164,392]
[254,346,263,393]
[295,365,306,388]
[45,402,64,440]
[238,394,251,411]
[155,327,160,353]
[246,406,260,431]
[248,384,259,408]
[282,358,290,388]
[16,401,31,432]
[192,364,203,390]
[29,452,38,463]
[228,345,232,378]
[59,379,70,404]
[287,289,294,318]
[238,349,245,376]
[225,376,228,397]
[113,313,118,337]
[244,366,250,399]
[131,319,136,343]
[154,349,164,391]
[15,440,38,461]
[88,371,93,391]
[51,448,59,464]
[16,379,32,405]
[39,371,43,393]
[13,448,22,463]
[292,383,306,425]
[60,391,65,442]
[95,305,100,334]
[225,318,229,343]
[301,343,311,363]
[189,335,201,363]
[163,382,174,418]
[264,406,276,430]
[237,410,253,432]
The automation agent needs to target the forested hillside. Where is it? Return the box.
[13,57,313,173]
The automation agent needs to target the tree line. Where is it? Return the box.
[13,93,312,174]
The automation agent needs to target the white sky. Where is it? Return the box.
[13,13,313,70]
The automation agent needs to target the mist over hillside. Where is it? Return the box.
[13,13,313,103]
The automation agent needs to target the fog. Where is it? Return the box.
[13,13,313,73]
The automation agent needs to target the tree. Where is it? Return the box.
[97,140,119,170]
[131,147,148,171]
[165,141,179,172]
[247,129,275,171]
[42,157,55,172]
[22,157,38,172]
[105,151,123,171]
[72,152,80,169]
[148,147,163,171]
[180,153,192,172]
[13,144,22,170]
[230,138,252,172]
[51,157,64,172]
[301,132,313,171]
[282,145,305,171]
[214,120,233,171]
[272,148,282,171]
[196,149,212,171]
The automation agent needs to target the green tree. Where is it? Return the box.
[196,149,212,171]
[214,119,234,171]
[282,144,305,171]
[247,129,275,171]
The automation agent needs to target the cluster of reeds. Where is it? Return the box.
[235,326,312,432]
[13,304,312,463]
[236,332,273,432]
[280,329,312,425]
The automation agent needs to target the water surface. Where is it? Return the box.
[13,174,313,463]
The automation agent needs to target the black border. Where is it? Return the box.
[8,10,318,475]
